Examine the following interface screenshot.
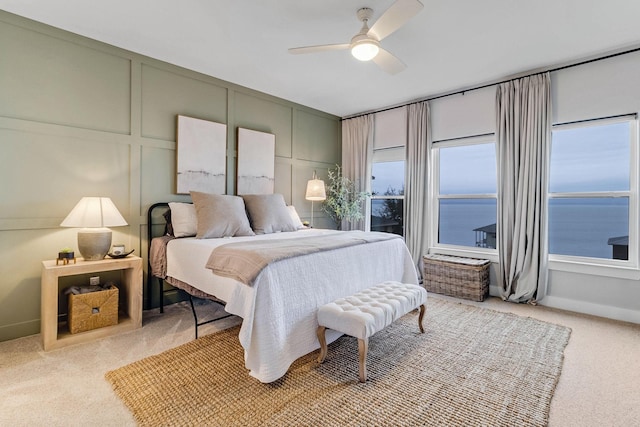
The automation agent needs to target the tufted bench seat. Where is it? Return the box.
[316,281,427,382]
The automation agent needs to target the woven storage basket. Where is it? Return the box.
[423,254,490,301]
[68,285,119,334]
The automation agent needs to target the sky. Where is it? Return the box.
[549,121,630,193]
[371,120,631,196]
[371,161,404,195]
[439,143,496,194]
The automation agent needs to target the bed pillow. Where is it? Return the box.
[242,194,299,234]
[168,202,197,237]
[287,205,305,229]
[190,191,255,238]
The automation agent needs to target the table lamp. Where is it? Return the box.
[305,171,326,228]
[60,197,128,260]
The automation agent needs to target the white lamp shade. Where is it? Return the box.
[351,41,379,61]
[305,179,326,201]
[60,197,128,228]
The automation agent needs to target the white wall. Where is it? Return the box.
[430,86,496,142]
[428,51,640,324]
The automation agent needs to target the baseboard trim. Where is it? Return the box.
[0,318,39,342]
[489,285,640,325]
[540,295,640,325]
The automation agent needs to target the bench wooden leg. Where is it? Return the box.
[418,304,426,333]
[317,326,327,363]
[358,337,368,383]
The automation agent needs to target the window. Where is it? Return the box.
[371,107,407,236]
[371,148,405,236]
[548,116,637,262]
[433,136,497,249]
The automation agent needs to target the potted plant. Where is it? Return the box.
[322,165,370,229]
[57,247,76,265]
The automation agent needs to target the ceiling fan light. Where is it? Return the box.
[351,41,379,61]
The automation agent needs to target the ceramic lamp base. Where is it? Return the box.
[77,228,112,261]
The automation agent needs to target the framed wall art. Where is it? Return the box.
[176,115,227,194]
[237,127,275,194]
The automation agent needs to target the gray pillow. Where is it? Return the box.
[190,192,255,238]
[242,194,299,234]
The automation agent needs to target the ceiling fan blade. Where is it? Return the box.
[288,44,350,55]
[372,48,406,75]
[368,0,424,41]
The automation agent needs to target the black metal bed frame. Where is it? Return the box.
[146,202,231,339]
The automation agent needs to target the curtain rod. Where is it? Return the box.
[342,45,640,121]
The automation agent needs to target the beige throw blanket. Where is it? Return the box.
[149,235,175,278]
[206,231,399,286]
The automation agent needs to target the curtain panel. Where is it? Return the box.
[341,115,374,231]
[496,73,551,303]
[405,101,430,274]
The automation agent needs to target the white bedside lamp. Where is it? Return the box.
[305,171,326,228]
[60,197,128,261]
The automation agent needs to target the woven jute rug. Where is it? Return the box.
[106,298,571,426]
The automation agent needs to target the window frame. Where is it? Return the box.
[430,134,498,257]
[547,114,639,273]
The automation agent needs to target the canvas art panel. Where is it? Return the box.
[237,128,275,194]
[176,115,227,194]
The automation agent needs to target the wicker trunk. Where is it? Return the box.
[423,254,490,301]
[68,285,119,334]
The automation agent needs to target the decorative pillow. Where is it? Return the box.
[190,192,255,238]
[242,194,299,234]
[287,205,305,229]
[168,202,197,238]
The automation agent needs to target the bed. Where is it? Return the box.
[148,193,419,383]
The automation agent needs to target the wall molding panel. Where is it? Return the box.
[0,10,340,341]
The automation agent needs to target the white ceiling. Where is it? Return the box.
[2,0,640,118]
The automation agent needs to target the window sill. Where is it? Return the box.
[548,258,640,280]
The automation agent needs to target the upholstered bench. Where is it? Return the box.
[316,281,427,382]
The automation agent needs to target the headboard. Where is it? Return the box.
[146,202,170,309]
[147,202,170,243]
[145,201,231,329]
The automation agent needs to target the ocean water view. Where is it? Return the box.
[548,198,628,259]
[438,198,629,259]
[371,119,633,260]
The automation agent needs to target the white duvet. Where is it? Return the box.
[166,229,418,383]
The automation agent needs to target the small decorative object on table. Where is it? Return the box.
[111,244,125,256]
[107,245,134,259]
[56,248,76,265]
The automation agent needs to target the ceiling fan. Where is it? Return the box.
[288,0,423,75]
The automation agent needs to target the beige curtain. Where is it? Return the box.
[496,73,551,303]
[404,101,430,273]
[341,115,374,231]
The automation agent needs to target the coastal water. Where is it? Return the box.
[438,198,629,259]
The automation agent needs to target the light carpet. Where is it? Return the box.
[105,298,571,426]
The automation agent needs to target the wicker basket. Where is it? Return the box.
[423,254,490,301]
[68,285,119,334]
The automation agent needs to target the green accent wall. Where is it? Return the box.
[0,11,341,342]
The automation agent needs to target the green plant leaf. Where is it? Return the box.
[321,165,370,228]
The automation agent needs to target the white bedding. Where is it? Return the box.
[166,228,419,383]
